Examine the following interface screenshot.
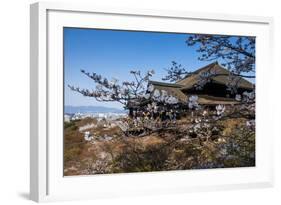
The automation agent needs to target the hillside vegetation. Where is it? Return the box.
[64,107,255,176]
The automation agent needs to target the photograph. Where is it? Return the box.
[63,28,256,176]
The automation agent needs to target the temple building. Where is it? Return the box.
[149,62,254,106]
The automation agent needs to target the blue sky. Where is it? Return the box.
[64,28,254,109]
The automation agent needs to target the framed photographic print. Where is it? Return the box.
[30,2,274,202]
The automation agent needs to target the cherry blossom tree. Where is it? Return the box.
[163,35,255,94]
[68,69,155,108]
[68,69,182,121]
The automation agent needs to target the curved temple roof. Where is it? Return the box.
[149,62,254,105]
[177,62,254,90]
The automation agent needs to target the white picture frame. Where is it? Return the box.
[30,2,274,202]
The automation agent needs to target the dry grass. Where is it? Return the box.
[64,114,255,176]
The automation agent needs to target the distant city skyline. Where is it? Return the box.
[64,28,254,109]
